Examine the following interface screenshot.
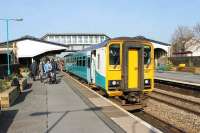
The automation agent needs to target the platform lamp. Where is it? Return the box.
[0,18,23,76]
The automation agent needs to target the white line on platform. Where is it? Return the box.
[155,77,200,87]
[63,72,163,133]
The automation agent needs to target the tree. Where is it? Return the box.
[192,23,200,52]
[193,23,200,38]
[171,26,194,54]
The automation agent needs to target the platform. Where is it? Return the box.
[155,71,200,85]
[0,73,161,133]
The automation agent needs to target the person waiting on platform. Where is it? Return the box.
[39,61,45,83]
[30,60,37,81]
[50,59,57,83]
[44,60,52,82]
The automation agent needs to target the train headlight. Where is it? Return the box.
[144,79,151,85]
[112,81,117,85]
[109,80,120,87]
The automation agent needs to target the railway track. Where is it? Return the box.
[155,78,200,98]
[148,79,200,133]
[150,88,200,115]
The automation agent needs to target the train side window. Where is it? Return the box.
[92,50,96,57]
[79,57,82,66]
[87,57,90,68]
[76,57,78,66]
[109,44,120,65]
[77,57,79,66]
[83,56,86,66]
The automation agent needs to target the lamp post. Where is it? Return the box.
[0,18,23,76]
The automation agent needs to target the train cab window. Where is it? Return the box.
[109,44,120,65]
[144,45,151,65]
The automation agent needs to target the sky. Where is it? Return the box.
[0,0,200,43]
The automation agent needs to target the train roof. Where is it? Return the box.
[82,40,109,51]
[82,36,155,51]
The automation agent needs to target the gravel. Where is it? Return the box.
[145,98,200,133]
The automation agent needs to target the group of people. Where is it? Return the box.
[30,59,57,83]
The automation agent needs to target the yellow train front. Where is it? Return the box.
[104,37,154,103]
[64,37,154,103]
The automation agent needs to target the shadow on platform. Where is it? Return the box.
[30,107,102,133]
[30,106,102,116]
[0,110,18,133]
[12,83,32,106]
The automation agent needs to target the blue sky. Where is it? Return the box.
[0,0,200,43]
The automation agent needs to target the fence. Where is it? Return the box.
[169,56,200,67]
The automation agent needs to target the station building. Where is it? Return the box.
[41,33,110,51]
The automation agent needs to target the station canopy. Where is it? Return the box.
[0,36,68,58]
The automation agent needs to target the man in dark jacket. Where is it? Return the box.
[30,60,37,81]
[50,59,57,83]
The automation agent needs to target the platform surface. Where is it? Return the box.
[155,71,200,84]
[0,73,161,133]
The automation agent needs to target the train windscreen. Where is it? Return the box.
[144,45,151,65]
[109,44,120,65]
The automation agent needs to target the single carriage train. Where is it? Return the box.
[64,37,154,103]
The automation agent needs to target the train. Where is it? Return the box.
[64,37,154,103]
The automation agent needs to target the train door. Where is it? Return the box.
[122,44,144,91]
[90,50,96,84]
[128,49,138,88]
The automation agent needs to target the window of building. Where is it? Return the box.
[84,36,88,43]
[94,36,99,43]
[49,36,54,41]
[101,36,105,42]
[89,36,93,43]
[109,44,120,65]
[55,36,59,42]
[61,36,65,43]
[94,36,98,43]
[67,36,71,43]
[78,36,82,43]
[72,36,76,44]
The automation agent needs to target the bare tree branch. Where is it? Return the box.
[193,23,200,38]
[171,26,194,54]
